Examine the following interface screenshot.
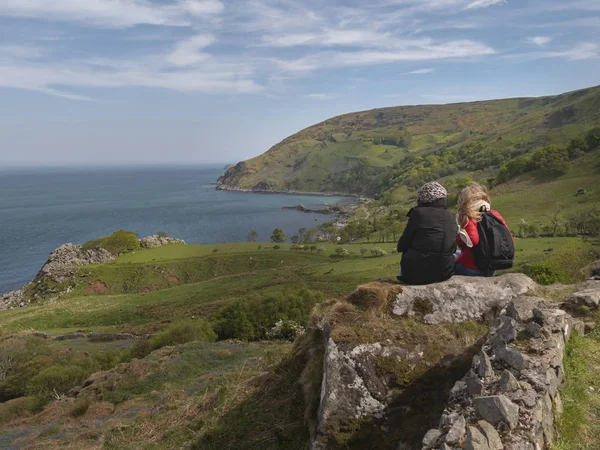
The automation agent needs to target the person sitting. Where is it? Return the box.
[397,181,457,285]
[455,183,512,277]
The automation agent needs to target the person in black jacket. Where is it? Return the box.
[396,181,457,285]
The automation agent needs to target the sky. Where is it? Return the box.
[0,0,599,166]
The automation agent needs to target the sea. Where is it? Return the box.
[0,165,350,294]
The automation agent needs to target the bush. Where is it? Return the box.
[69,397,91,418]
[529,242,597,285]
[0,396,37,424]
[83,229,140,255]
[316,247,326,254]
[273,245,281,250]
[0,339,26,381]
[212,248,219,253]
[360,248,368,257]
[370,247,387,257]
[214,289,324,341]
[335,247,349,257]
[266,320,305,342]
[129,320,216,360]
[27,365,90,402]
[157,231,168,238]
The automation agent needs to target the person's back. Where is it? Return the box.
[456,183,513,276]
[397,182,457,285]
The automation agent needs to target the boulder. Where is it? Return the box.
[473,395,520,429]
[392,274,536,324]
[466,426,490,450]
[139,235,186,249]
[477,421,503,450]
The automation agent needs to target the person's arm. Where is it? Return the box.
[465,219,480,246]
[397,210,418,253]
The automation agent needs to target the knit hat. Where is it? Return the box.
[417,181,447,205]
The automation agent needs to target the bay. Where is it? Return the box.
[0,165,349,293]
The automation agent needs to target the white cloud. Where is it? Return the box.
[406,68,435,74]
[304,93,335,100]
[167,34,216,67]
[465,0,506,10]
[0,0,224,28]
[528,36,552,46]
[506,43,599,62]
[278,40,495,72]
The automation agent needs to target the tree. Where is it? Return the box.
[157,231,168,238]
[291,235,300,244]
[298,228,307,243]
[585,126,600,151]
[360,248,368,257]
[270,228,286,243]
[248,230,258,242]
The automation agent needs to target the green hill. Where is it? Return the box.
[217,85,600,198]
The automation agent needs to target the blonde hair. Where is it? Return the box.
[457,183,490,227]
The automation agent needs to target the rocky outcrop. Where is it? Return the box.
[1,244,115,310]
[309,281,490,449]
[139,235,186,249]
[309,277,599,450]
[38,244,115,281]
[421,297,578,450]
[392,274,536,324]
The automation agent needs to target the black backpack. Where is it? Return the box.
[473,212,514,273]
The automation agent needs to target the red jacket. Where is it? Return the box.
[456,210,510,270]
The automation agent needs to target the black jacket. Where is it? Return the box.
[397,200,457,285]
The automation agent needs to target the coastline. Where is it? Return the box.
[215,184,368,200]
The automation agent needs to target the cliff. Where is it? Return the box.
[217,85,600,196]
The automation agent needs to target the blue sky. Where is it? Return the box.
[0,0,599,166]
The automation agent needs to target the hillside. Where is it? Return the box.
[217,85,600,198]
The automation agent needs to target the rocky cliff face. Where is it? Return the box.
[1,244,115,310]
[302,276,599,450]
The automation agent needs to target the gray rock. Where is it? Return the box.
[422,428,443,448]
[498,370,520,393]
[493,316,518,344]
[566,286,600,308]
[525,321,542,338]
[467,369,485,396]
[392,274,537,324]
[504,296,544,322]
[445,414,466,445]
[466,426,490,450]
[474,395,520,429]
[139,235,186,249]
[496,345,529,371]
[479,350,495,379]
[477,420,503,450]
[450,381,467,398]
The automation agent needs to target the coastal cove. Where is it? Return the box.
[0,165,352,294]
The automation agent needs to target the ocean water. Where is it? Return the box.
[0,165,349,294]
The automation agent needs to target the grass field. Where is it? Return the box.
[0,235,598,449]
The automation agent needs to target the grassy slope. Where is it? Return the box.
[0,238,596,449]
[218,85,600,195]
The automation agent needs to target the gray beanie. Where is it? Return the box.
[417,181,447,205]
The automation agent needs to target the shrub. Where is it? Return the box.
[0,396,37,424]
[529,242,597,285]
[370,247,387,257]
[310,245,317,252]
[157,231,168,238]
[70,397,91,418]
[212,248,219,253]
[214,289,324,341]
[335,247,349,257]
[316,247,326,254]
[0,339,26,381]
[28,365,90,401]
[360,248,368,257]
[83,230,140,255]
[266,320,305,342]
[129,320,216,359]
[273,245,281,250]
